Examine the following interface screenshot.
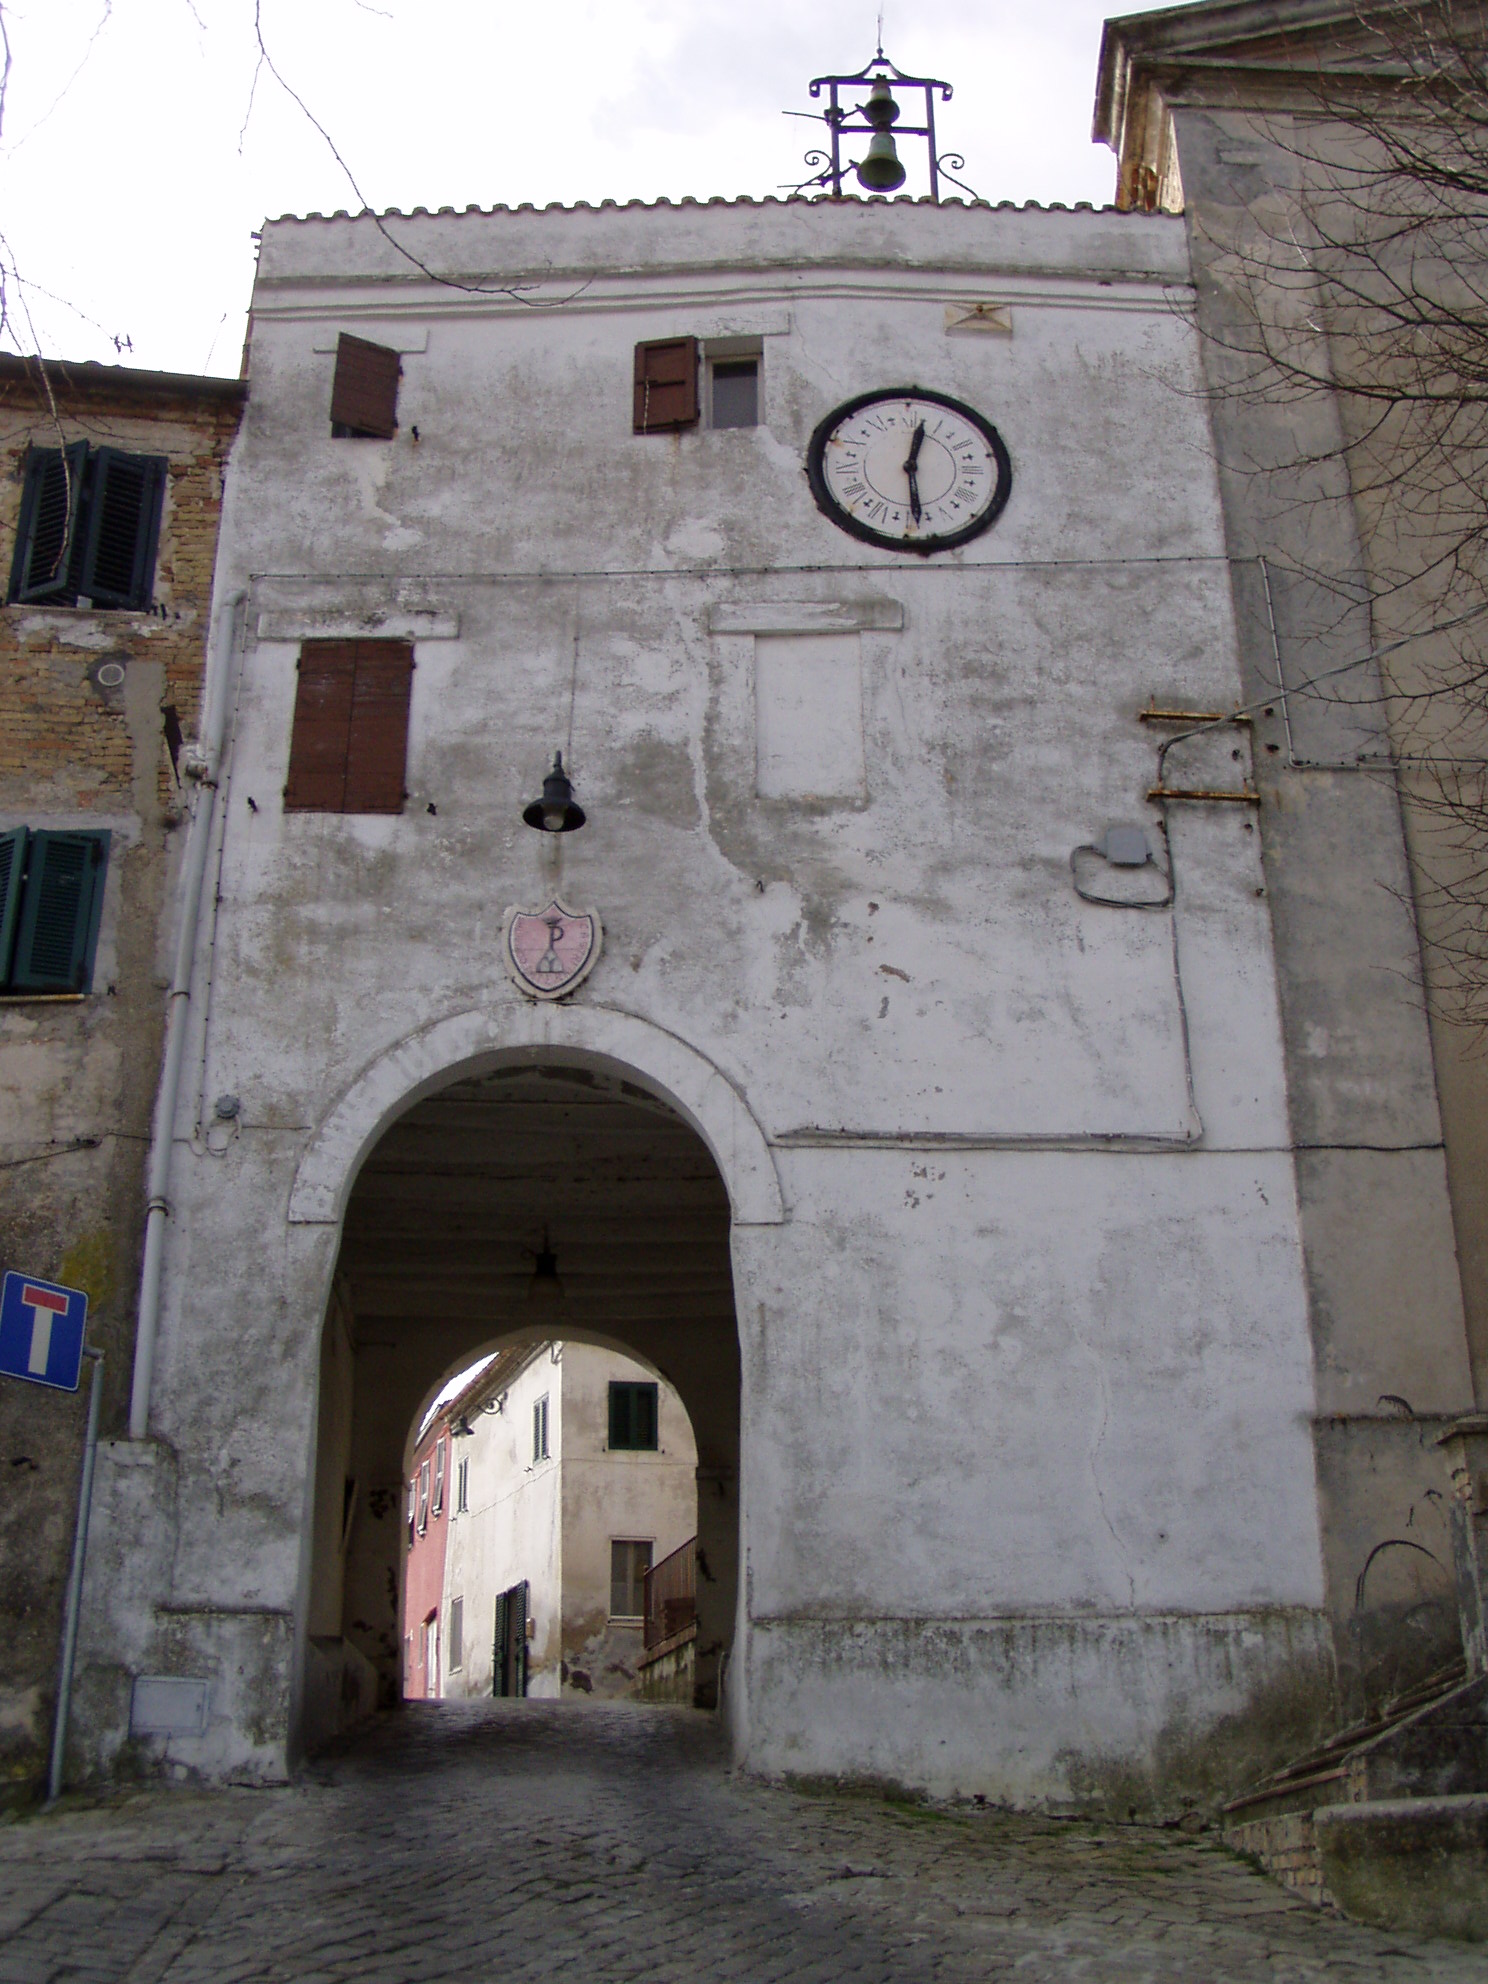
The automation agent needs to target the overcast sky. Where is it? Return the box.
[2,0,1129,378]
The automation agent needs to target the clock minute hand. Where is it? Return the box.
[903,421,925,522]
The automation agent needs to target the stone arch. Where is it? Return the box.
[288,1002,784,1229]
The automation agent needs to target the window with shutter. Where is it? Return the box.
[77,449,167,609]
[633,337,699,433]
[6,443,165,610]
[8,830,109,994]
[8,444,88,604]
[608,1380,659,1450]
[0,827,27,982]
[285,640,413,814]
[330,334,401,439]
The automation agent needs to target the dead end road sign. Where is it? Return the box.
[0,1271,89,1392]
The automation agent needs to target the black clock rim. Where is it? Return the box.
[805,387,1014,556]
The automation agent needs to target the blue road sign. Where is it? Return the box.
[0,1271,89,1392]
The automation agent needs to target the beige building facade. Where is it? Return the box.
[437,1341,697,1701]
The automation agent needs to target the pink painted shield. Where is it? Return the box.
[503,900,601,1000]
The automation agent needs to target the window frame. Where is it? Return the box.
[283,639,414,816]
[609,1538,654,1621]
[532,1393,550,1463]
[608,1380,659,1452]
[455,1455,469,1514]
[633,336,700,434]
[432,1437,446,1516]
[416,1459,430,1534]
[0,827,110,996]
[448,1596,464,1672]
[329,333,402,440]
[709,356,760,430]
[6,443,166,611]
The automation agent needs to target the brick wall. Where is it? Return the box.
[0,356,244,1805]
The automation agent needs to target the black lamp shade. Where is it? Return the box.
[523,751,586,833]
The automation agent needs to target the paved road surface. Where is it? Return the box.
[0,1701,1479,1982]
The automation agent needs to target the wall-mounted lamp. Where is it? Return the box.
[527,1230,566,1306]
[522,752,585,834]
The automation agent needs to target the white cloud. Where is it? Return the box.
[1,0,1123,374]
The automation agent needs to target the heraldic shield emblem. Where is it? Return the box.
[502,899,602,1001]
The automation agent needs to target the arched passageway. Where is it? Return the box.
[301,1063,740,1752]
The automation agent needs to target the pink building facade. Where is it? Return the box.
[402,1419,452,1699]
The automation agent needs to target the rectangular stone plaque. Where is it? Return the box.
[131,1676,210,1737]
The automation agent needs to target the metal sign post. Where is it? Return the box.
[48,1345,103,1803]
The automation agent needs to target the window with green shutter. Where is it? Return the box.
[608,1381,659,1451]
[0,826,27,982]
[0,829,110,994]
[6,444,166,610]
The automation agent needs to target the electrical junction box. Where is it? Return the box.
[1101,825,1151,868]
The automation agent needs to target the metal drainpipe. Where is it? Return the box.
[129,590,247,1440]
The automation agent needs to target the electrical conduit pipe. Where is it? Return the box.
[129,590,246,1439]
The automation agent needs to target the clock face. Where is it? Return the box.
[806,388,1012,554]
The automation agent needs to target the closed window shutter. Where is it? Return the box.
[493,1591,509,1696]
[8,443,89,604]
[77,450,167,609]
[512,1581,528,1697]
[633,337,699,433]
[0,827,28,983]
[608,1383,625,1449]
[285,643,357,810]
[330,334,401,439]
[342,642,414,813]
[636,1383,657,1449]
[11,830,110,993]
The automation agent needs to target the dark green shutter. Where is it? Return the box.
[608,1381,659,1450]
[636,1383,657,1450]
[8,444,89,604]
[493,1591,509,1697]
[77,450,167,609]
[11,830,109,992]
[0,827,28,985]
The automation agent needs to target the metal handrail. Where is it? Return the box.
[641,1536,696,1651]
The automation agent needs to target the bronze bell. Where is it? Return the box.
[857,131,907,192]
[856,77,906,190]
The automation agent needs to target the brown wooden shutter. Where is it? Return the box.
[330,334,401,438]
[285,643,356,810]
[633,337,699,433]
[342,641,414,813]
[285,640,412,813]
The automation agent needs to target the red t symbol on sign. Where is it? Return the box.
[20,1285,68,1376]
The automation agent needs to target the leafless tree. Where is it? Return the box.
[1193,0,1488,1026]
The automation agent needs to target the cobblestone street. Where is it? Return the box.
[0,1701,1479,1983]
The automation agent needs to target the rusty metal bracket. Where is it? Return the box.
[1139,708,1252,725]
[1147,786,1260,804]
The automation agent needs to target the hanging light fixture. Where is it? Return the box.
[522,751,586,834]
[527,1229,566,1306]
[855,75,906,192]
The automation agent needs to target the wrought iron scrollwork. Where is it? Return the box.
[935,153,983,203]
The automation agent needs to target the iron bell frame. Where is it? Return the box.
[790,49,978,204]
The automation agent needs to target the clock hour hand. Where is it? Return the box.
[903,420,925,522]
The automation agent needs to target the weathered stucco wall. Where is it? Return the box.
[0,360,242,1805]
[75,197,1334,1810]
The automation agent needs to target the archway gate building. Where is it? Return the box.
[68,189,1461,1812]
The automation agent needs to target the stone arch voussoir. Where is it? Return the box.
[287,1003,785,1229]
